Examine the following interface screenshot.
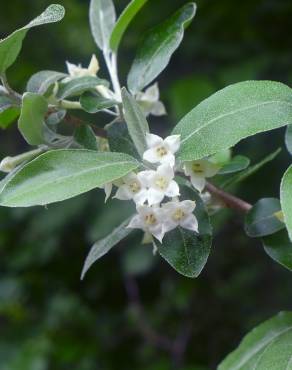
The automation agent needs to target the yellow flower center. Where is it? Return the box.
[192,162,204,174]
[145,214,157,226]
[156,146,168,158]
[155,177,168,190]
[129,181,141,194]
[172,208,186,221]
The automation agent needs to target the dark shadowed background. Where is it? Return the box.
[1,0,292,369]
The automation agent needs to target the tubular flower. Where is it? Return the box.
[145,164,180,206]
[143,133,181,167]
[136,83,166,117]
[65,54,100,80]
[184,159,220,192]
[114,172,149,205]
[162,200,198,233]
[127,205,165,242]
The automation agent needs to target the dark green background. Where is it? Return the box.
[1,0,292,369]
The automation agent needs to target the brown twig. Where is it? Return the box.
[206,182,252,213]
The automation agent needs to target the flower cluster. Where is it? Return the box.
[64,55,166,116]
[104,133,219,243]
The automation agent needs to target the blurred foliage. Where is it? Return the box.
[1,0,292,369]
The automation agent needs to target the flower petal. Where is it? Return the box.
[181,200,196,213]
[137,170,154,186]
[205,161,220,178]
[147,188,164,206]
[133,189,148,205]
[114,185,133,201]
[88,54,99,75]
[149,224,165,243]
[164,135,181,153]
[165,180,180,198]
[160,153,175,167]
[156,163,174,179]
[145,133,163,148]
[144,83,160,102]
[190,175,206,192]
[104,183,113,202]
[143,148,159,164]
[180,214,199,233]
[163,218,177,233]
[151,101,166,116]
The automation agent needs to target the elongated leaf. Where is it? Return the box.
[157,186,212,278]
[245,198,285,238]
[122,88,149,158]
[127,3,196,93]
[26,70,66,95]
[89,0,116,51]
[280,165,292,241]
[285,125,292,155]
[81,217,133,279]
[0,95,20,129]
[263,230,292,272]
[0,150,140,207]
[218,155,250,175]
[218,312,292,370]
[0,4,65,73]
[110,0,149,52]
[18,93,48,145]
[80,92,117,113]
[173,81,292,161]
[221,148,281,189]
[106,121,139,159]
[57,76,109,100]
[74,125,97,150]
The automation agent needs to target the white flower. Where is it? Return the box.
[146,164,180,206]
[65,54,100,80]
[127,205,165,242]
[114,172,149,205]
[162,200,198,233]
[100,179,123,202]
[136,83,166,117]
[143,133,180,167]
[184,159,220,192]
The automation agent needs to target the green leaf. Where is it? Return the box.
[173,81,292,161]
[81,217,133,279]
[80,92,117,113]
[157,186,212,278]
[121,88,149,158]
[89,0,116,51]
[0,150,140,207]
[110,0,149,52]
[127,3,196,93]
[280,165,292,241]
[218,155,250,175]
[263,230,292,272]
[245,198,285,238]
[218,312,292,370]
[26,70,66,95]
[74,125,97,150]
[0,95,20,129]
[0,4,65,74]
[56,76,109,100]
[18,93,48,145]
[106,121,139,159]
[221,148,282,189]
[285,125,292,155]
